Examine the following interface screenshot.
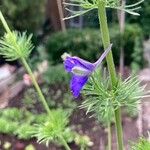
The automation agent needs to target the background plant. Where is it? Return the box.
[131,138,150,150]
[0,0,46,33]
[63,0,145,149]
[0,107,92,149]
[0,11,72,150]
[46,25,144,70]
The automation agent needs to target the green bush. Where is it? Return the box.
[0,0,46,33]
[123,24,144,69]
[46,25,144,69]
[43,64,70,85]
[126,0,150,38]
[0,118,18,134]
[131,138,150,150]
[0,108,92,149]
[46,28,102,64]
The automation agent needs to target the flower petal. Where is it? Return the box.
[64,56,94,72]
[72,66,91,76]
[70,75,88,98]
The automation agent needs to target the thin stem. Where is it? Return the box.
[0,11,11,34]
[97,3,117,86]
[0,11,52,117]
[107,123,112,150]
[114,108,124,150]
[21,58,52,116]
[97,1,124,150]
[81,147,84,150]
[59,135,72,150]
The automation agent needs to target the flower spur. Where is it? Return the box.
[63,44,112,98]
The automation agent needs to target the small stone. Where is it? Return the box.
[15,142,25,150]
[25,144,35,150]
[3,141,11,149]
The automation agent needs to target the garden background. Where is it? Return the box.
[0,0,150,149]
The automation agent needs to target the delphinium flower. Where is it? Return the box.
[63,44,112,98]
[62,0,145,149]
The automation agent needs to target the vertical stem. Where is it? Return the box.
[59,135,72,150]
[0,11,11,34]
[97,1,124,150]
[97,3,117,86]
[81,147,84,150]
[114,108,124,149]
[0,11,52,117]
[21,58,52,116]
[107,123,112,150]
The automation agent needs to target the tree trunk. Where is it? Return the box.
[46,0,66,31]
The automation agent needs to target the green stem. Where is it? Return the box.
[59,135,72,150]
[0,11,52,117]
[0,11,11,34]
[97,1,124,150]
[81,146,85,150]
[107,123,112,150]
[114,108,124,150]
[21,58,52,116]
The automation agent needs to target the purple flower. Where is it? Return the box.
[63,44,112,98]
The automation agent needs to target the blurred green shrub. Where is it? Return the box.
[126,0,150,38]
[0,0,46,33]
[123,24,144,70]
[46,28,101,64]
[141,1,150,38]
[43,64,70,85]
[131,138,150,150]
[46,24,144,69]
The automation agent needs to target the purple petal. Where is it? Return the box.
[72,57,95,70]
[72,66,91,76]
[94,44,112,68]
[70,75,88,98]
[64,56,95,73]
[64,57,76,72]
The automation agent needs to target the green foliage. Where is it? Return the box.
[33,109,93,149]
[22,84,77,113]
[43,64,70,85]
[1,107,23,121]
[28,45,48,70]
[81,69,146,124]
[0,108,42,139]
[131,36,143,72]
[123,24,143,68]
[0,118,18,134]
[33,109,70,146]
[0,108,92,149]
[126,0,150,38]
[63,0,143,20]
[46,29,101,64]
[46,26,144,69]
[141,1,150,37]
[0,0,46,33]
[131,138,150,150]
[22,87,41,113]
[0,31,34,61]
[15,124,35,140]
